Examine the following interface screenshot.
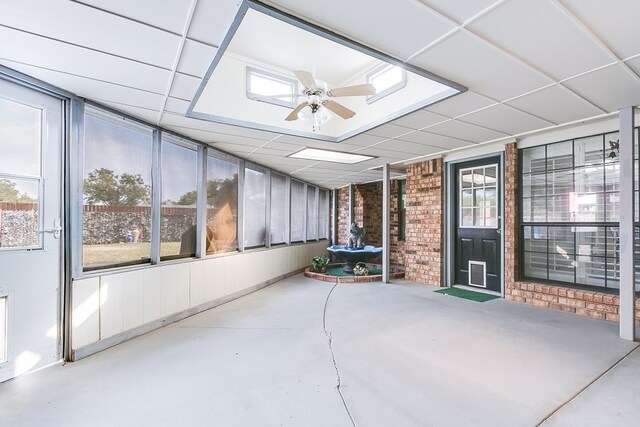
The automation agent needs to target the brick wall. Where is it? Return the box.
[503,142,640,324]
[355,182,382,246]
[336,186,350,245]
[404,158,444,285]
[390,179,405,266]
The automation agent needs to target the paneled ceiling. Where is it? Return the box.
[0,0,639,188]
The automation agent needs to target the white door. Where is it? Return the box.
[0,79,63,382]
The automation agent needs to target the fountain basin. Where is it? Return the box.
[327,245,383,273]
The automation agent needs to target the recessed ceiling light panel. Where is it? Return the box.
[288,148,375,164]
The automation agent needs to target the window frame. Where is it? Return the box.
[518,130,638,294]
[246,66,299,109]
[159,134,200,261]
[75,103,330,277]
[366,64,407,104]
[243,162,268,249]
[82,105,155,272]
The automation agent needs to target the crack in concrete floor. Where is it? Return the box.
[323,281,357,427]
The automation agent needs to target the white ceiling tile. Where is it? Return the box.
[168,73,201,100]
[98,101,160,124]
[371,140,437,156]
[416,132,477,150]
[391,110,449,130]
[468,0,612,81]
[426,91,495,117]
[349,147,409,161]
[0,26,170,94]
[365,124,413,139]
[340,133,388,147]
[269,0,456,60]
[624,57,640,83]
[162,112,280,141]
[395,131,472,150]
[0,61,165,110]
[177,40,217,78]
[164,97,190,115]
[211,143,256,154]
[563,64,640,113]
[417,0,499,24]
[410,30,553,101]
[188,0,241,46]
[460,104,553,135]
[76,0,193,34]
[0,0,182,69]
[561,0,640,59]
[506,85,605,125]
[425,119,508,142]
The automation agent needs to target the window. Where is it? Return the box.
[318,189,329,240]
[307,185,318,241]
[244,165,267,248]
[460,166,498,228]
[206,153,239,254]
[246,67,298,108]
[520,132,628,291]
[160,136,199,259]
[0,96,41,250]
[270,173,287,245]
[83,107,153,270]
[398,180,406,241]
[367,64,406,104]
[290,180,305,242]
[0,296,6,363]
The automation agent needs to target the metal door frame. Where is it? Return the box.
[445,152,505,296]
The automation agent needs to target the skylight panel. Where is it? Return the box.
[246,67,298,108]
[367,64,407,104]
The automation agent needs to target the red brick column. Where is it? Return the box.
[390,179,405,266]
[404,158,444,285]
[336,187,350,245]
[504,143,519,290]
[355,182,382,246]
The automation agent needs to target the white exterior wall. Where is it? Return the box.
[71,242,327,357]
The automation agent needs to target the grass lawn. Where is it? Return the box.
[83,242,182,267]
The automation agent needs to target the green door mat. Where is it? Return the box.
[434,287,500,302]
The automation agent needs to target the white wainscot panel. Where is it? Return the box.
[71,277,100,349]
[143,267,163,324]
[176,263,191,312]
[99,273,124,339]
[189,261,206,307]
[159,265,178,318]
[122,270,145,331]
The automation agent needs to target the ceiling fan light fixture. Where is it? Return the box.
[317,105,332,124]
[297,105,312,122]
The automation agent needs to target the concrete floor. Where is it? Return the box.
[0,275,638,427]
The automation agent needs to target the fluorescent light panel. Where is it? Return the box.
[289,148,375,164]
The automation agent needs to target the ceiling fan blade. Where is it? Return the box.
[293,70,316,90]
[323,100,356,119]
[328,84,376,97]
[248,94,301,102]
[285,102,307,121]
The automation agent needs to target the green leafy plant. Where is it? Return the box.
[353,262,369,276]
[311,256,330,273]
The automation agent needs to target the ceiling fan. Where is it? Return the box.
[250,70,376,131]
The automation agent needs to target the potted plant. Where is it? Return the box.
[311,256,330,273]
[353,262,369,276]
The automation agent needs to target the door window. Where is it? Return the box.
[460,165,498,228]
[0,97,42,250]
